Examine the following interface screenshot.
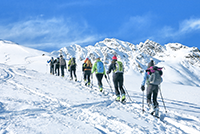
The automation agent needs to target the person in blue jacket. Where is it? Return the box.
[47,57,54,75]
[141,60,162,111]
[91,57,106,92]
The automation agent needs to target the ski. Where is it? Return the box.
[150,111,159,118]
[115,99,126,104]
[121,100,126,104]
[149,111,169,125]
[141,108,168,124]
[91,88,108,96]
[150,108,159,118]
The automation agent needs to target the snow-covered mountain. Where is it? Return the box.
[1,39,200,134]
[52,38,200,87]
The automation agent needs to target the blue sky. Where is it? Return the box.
[0,0,200,52]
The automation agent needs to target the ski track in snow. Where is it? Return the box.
[0,64,200,134]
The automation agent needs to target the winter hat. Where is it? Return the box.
[147,60,154,68]
[112,55,117,60]
[84,58,89,63]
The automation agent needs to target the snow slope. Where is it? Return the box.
[1,40,200,134]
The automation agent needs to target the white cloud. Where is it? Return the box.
[180,18,200,33]
[159,18,200,39]
[117,15,200,45]
[0,17,102,51]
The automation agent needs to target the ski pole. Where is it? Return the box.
[91,73,93,88]
[159,85,167,113]
[108,74,111,81]
[142,91,145,113]
[105,75,114,96]
[123,85,133,102]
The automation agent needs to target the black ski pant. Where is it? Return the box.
[55,65,60,76]
[96,74,103,88]
[113,73,125,96]
[84,71,91,83]
[146,84,159,107]
[70,68,77,79]
[61,65,65,77]
[50,65,54,75]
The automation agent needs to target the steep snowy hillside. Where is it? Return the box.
[1,40,200,134]
[52,38,200,87]
[0,40,52,73]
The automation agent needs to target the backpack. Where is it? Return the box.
[60,57,66,66]
[50,59,54,66]
[86,60,92,68]
[55,59,60,66]
[82,60,92,71]
[96,61,104,73]
[71,58,76,66]
[114,61,123,73]
[148,66,163,85]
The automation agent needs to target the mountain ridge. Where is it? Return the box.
[51,38,200,87]
[51,38,200,86]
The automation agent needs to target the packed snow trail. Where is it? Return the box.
[1,63,200,134]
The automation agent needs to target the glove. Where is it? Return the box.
[141,85,145,91]
[105,75,107,79]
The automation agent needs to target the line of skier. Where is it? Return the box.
[47,55,164,117]
[47,55,126,102]
[47,55,77,81]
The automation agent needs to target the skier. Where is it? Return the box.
[91,57,106,92]
[68,57,77,81]
[59,55,66,77]
[107,55,126,102]
[54,57,60,76]
[47,57,54,75]
[141,60,163,117]
[82,58,92,86]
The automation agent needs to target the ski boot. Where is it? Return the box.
[75,77,77,81]
[88,82,90,87]
[115,96,120,102]
[148,104,155,115]
[154,105,159,118]
[100,87,103,92]
[84,80,87,86]
[121,94,126,103]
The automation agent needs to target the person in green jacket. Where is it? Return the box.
[91,57,107,92]
[68,57,77,81]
